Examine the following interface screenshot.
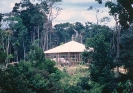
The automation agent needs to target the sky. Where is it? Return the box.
[0,0,115,27]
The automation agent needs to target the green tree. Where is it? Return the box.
[0,13,6,64]
[0,46,64,93]
[0,13,3,25]
[54,23,74,45]
[0,49,6,65]
[86,34,113,82]
[96,0,133,28]
[83,25,113,92]
[96,1,133,92]
[53,22,85,46]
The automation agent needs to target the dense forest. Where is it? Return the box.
[0,0,133,93]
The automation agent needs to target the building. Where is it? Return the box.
[44,40,93,66]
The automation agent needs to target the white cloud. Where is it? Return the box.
[0,0,20,13]
[1,1,7,5]
[0,0,115,27]
[53,9,95,25]
[56,10,78,20]
[63,0,93,3]
[71,0,92,3]
[53,0,115,27]
[10,3,15,8]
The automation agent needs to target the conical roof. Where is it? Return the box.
[44,41,85,53]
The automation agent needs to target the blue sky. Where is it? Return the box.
[0,0,115,27]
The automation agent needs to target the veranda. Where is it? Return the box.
[45,52,82,66]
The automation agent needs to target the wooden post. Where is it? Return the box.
[79,53,81,63]
[68,52,70,65]
[79,53,80,63]
[57,53,59,65]
[74,53,76,65]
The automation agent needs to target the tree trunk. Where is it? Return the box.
[41,31,43,50]
[46,30,48,50]
[116,25,120,59]
[37,25,40,47]
[17,48,18,62]
[115,20,120,78]
[43,29,48,51]
[2,35,5,52]
[31,30,33,45]
[6,35,10,63]
[49,31,51,49]
[96,13,98,25]
[23,42,25,61]
[33,27,35,43]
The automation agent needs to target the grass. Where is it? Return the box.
[58,64,89,86]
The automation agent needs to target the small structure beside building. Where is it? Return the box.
[44,40,93,66]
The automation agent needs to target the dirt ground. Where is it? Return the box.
[56,64,127,75]
[56,65,89,75]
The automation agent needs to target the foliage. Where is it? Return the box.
[95,0,133,91]
[0,13,3,22]
[0,55,64,93]
[82,24,114,92]
[112,80,133,93]
[28,45,45,64]
[0,50,7,64]
[77,77,91,91]
[112,29,133,93]
[81,50,91,63]
[105,1,126,27]
[0,62,35,93]
[89,82,104,93]
[53,22,85,46]
[96,0,133,28]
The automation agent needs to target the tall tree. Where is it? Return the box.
[96,0,133,92]
[83,24,113,92]
[37,0,62,50]
[0,13,7,65]
[96,0,133,28]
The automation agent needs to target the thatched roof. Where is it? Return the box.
[44,41,86,53]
